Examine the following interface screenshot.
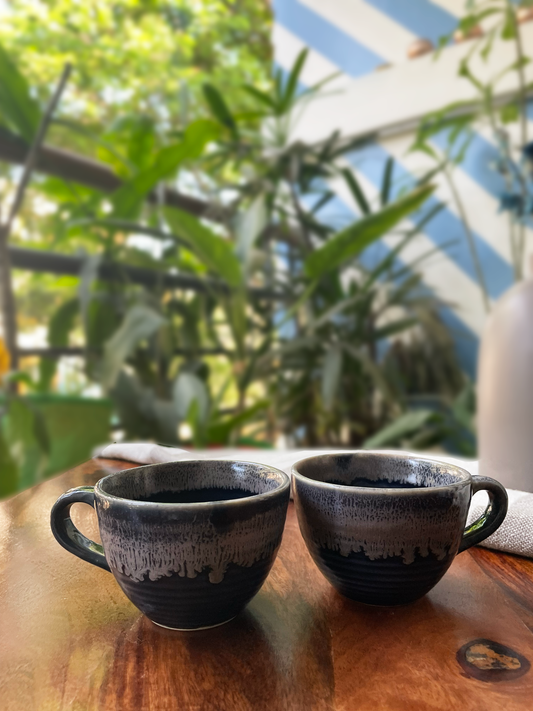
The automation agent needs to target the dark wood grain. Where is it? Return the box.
[1,459,533,710]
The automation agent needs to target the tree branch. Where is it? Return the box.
[0,63,72,373]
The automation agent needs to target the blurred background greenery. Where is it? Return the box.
[6,0,529,498]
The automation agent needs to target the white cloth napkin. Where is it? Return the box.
[97,443,533,558]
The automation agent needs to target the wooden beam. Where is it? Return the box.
[8,246,285,301]
[0,127,231,223]
[18,346,229,357]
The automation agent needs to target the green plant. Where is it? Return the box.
[0,387,49,497]
[413,0,533,285]
[193,52,466,447]
[0,43,467,466]
[364,380,476,456]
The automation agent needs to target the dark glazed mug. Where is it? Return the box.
[292,452,508,606]
[51,459,290,630]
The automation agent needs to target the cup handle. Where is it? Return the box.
[458,476,508,553]
[50,486,111,572]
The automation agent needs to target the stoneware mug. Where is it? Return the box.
[51,459,290,630]
[292,452,508,605]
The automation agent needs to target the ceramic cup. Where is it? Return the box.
[51,459,290,630]
[292,452,508,605]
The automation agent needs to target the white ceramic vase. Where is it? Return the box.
[478,278,533,492]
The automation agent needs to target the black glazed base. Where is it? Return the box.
[113,556,275,629]
[313,547,455,605]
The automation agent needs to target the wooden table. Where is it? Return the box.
[2,459,533,710]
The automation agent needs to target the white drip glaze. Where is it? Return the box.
[99,507,283,583]
[294,483,470,564]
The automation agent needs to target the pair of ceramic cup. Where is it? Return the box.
[51,453,508,630]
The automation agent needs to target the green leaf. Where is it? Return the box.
[341,169,371,215]
[110,370,179,445]
[321,346,342,410]
[494,57,531,86]
[207,400,269,445]
[480,28,497,62]
[304,184,435,279]
[410,141,440,161]
[38,297,80,392]
[3,398,49,489]
[305,70,342,95]
[0,42,40,142]
[234,195,267,268]
[164,207,242,288]
[274,67,283,106]
[101,304,166,390]
[226,288,247,357]
[121,114,156,171]
[0,427,18,498]
[458,60,484,92]
[372,317,417,341]
[242,84,275,110]
[203,83,238,138]
[32,407,50,455]
[364,409,435,449]
[49,298,80,347]
[308,293,362,331]
[310,190,335,215]
[501,6,516,40]
[380,157,394,206]
[280,48,308,113]
[173,372,209,424]
[111,119,220,218]
[414,104,479,147]
[78,255,102,332]
[452,382,476,433]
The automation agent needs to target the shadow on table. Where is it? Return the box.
[98,594,334,711]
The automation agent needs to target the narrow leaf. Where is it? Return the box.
[111,119,220,218]
[0,43,40,142]
[342,168,370,215]
[372,317,417,341]
[173,372,209,425]
[364,410,435,449]
[242,84,275,110]
[280,48,308,112]
[380,157,394,206]
[501,6,516,40]
[305,184,435,279]
[164,207,242,288]
[38,298,79,392]
[234,195,267,267]
[101,305,166,390]
[208,400,269,445]
[203,83,238,138]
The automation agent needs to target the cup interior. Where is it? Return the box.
[293,452,470,490]
[98,459,288,504]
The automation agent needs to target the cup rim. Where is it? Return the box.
[95,458,291,508]
[291,450,472,494]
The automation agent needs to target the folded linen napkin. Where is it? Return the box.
[97,443,533,558]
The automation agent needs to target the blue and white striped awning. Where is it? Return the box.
[272,0,533,376]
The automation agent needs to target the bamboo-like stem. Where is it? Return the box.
[444,165,491,312]
[508,1,528,280]
[507,1,529,148]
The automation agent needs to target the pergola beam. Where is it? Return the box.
[9,246,284,301]
[0,127,231,223]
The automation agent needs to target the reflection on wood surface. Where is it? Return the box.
[1,459,533,710]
